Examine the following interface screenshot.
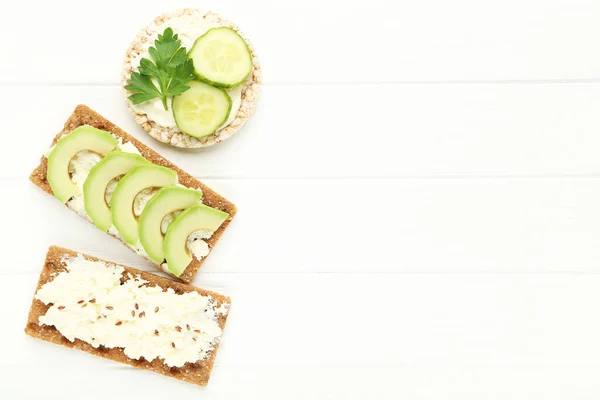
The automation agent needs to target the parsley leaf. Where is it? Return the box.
[125,28,196,111]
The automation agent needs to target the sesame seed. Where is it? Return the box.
[82,304,88,308]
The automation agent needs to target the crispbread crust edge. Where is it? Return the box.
[25,246,230,387]
[29,105,237,283]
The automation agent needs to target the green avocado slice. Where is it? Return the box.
[47,126,119,203]
[110,165,177,245]
[83,152,150,232]
[163,204,229,276]
[139,186,203,263]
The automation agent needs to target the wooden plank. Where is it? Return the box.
[6,177,600,275]
[2,0,600,84]
[5,84,600,180]
[8,272,600,398]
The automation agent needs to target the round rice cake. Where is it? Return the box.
[122,8,261,148]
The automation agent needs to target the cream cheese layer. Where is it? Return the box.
[35,255,229,367]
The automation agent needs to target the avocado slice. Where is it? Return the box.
[110,165,178,245]
[47,126,119,203]
[83,152,150,232]
[163,204,229,276]
[139,187,203,263]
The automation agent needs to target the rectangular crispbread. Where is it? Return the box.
[25,246,230,386]
[29,105,236,283]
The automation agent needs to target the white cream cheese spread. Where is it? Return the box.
[187,230,213,259]
[66,150,102,217]
[104,177,120,205]
[35,255,228,367]
[128,11,242,130]
[161,211,180,234]
[133,187,160,216]
[117,138,142,156]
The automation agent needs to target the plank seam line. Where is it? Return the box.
[4,79,600,87]
[6,174,600,181]
[7,271,600,276]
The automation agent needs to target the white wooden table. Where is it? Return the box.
[3,0,600,398]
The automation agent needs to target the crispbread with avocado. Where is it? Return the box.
[29,105,236,283]
[25,246,230,387]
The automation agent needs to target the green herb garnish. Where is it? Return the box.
[125,28,196,111]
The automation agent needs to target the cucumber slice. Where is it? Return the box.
[188,27,252,88]
[172,80,232,138]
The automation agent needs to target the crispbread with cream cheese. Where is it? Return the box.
[25,246,230,387]
[122,8,261,148]
[29,105,236,283]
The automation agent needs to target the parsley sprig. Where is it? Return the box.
[125,28,196,111]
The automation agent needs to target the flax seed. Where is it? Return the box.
[135,303,139,310]
[175,326,182,332]
[77,300,84,304]
[139,311,145,318]
[58,306,65,310]
[115,321,122,326]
